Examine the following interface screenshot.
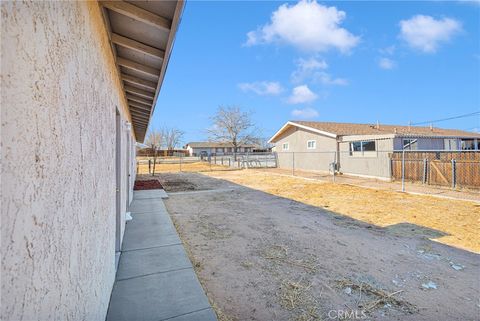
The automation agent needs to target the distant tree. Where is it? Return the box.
[164,127,185,152]
[207,105,257,159]
[256,136,274,151]
[145,129,164,176]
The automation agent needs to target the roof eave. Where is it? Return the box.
[268,121,337,143]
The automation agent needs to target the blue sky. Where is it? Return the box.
[150,0,480,144]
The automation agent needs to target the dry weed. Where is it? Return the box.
[262,245,318,272]
[335,279,417,314]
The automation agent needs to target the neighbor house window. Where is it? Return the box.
[362,141,376,151]
[444,139,457,151]
[282,142,289,151]
[461,139,478,150]
[349,140,376,156]
[307,140,316,149]
[403,139,418,150]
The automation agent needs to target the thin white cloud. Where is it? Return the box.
[291,57,348,85]
[288,85,318,104]
[291,57,327,83]
[379,45,396,55]
[315,72,349,85]
[244,0,359,53]
[291,107,319,119]
[457,0,480,6]
[378,57,396,70]
[399,15,462,53]
[238,81,283,96]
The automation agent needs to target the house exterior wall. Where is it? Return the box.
[393,137,445,150]
[338,138,394,179]
[1,2,134,321]
[274,127,337,172]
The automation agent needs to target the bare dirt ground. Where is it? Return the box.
[158,171,480,321]
[137,161,230,174]
[255,168,480,202]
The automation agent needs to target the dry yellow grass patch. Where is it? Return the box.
[137,161,228,174]
[204,170,480,253]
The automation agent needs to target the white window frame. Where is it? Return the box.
[349,140,377,157]
[307,140,316,149]
[282,142,289,151]
[402,138,418,150]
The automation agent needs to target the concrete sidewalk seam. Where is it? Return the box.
[121,243,183,253]
[158,307,213,321]
[116,266,193,282]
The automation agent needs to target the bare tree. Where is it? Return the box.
[207,105,257,160]
[145,129,163,176]
[164,127,185,152]
[256,136,274,151]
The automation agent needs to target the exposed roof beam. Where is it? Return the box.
[128,99,151,108]
[132,121,148,127]
[112,33,165,60]
[117,57,160,79]
[126,94,153,106]
[131,108,149,116]
[100,1,171,31]
[131,113,150,121]
[122,74,157,92]
[125,85,155,100]
[130,109,150,118]
[131,116,149,123]
[129,102,151,112]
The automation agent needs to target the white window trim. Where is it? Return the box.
[282,142,289,151]
[307,140,316,149]
[349,140,377,157]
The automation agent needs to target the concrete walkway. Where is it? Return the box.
[106,189,217,321]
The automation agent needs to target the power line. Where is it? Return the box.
[411,111,480,126]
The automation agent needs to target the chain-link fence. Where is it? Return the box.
[136,152,277,174]
[137,150,479,199]
[268,150,479,197]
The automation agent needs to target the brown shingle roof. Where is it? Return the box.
[292,121,480,138]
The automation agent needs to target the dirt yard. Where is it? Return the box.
[157,170,479,321]
[137,161,229,174]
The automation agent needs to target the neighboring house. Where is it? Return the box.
[185,142,257,156]
[2,1,184,320]
[269,121,480,180]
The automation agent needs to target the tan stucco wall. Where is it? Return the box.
[1,2,134,320]
[274,127,337,172]
[338,138,394,179]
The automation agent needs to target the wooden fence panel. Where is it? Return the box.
[390,151,479,189]
[428,160,452,187]
[455,160,480,188]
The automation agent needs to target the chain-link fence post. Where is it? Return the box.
[179,154,182,172]
[332,151,336,183]
[422,158,427,184]
[451,159,456,189]
[292,152,295,176]
[401,149,405,192]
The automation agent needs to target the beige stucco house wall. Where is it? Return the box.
[338,138,394,179]
[1,2,135,320]
[273,126,337,172]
